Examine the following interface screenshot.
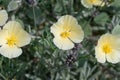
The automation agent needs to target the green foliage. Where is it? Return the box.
[112,25,120,35]
[0,0,120,80]
[94,12,110,26]
[7,0,19,12]
[111,0,120,8]
[80,20,92,37]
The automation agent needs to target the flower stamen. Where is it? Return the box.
[102,44,112,54]
[87,0,97,4]
[60,31,70,38]
[6,35,17,47]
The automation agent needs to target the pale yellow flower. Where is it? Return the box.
[51,15,84,50]
[0,10,8,26]
[0,21,31,58]
[81,0,105,8]
[95,33,120,63]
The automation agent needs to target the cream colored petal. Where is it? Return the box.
[58,15,78,30]
[95,46,106,63]
[16,29,31,47]
[112,38,120,50]
[0,30,8,45]
[93,0,105,6]
[0,10,8,26]
[106,50,120,63]
[81,0,93,8]
[98,33,120,48]
[97,33,112,46]
[3,21,23,34]
[69,25,84,43]
[51,15,78,37]
[50,22,64,37]
[0,44,22,59]
[97,34,107,47]
[53,37,74,50]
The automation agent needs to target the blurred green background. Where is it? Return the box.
[0,0,120,80]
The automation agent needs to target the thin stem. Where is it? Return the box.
[0,57,4,73]
[8,59,11,79]
[32,6,37,30]
[9,59,11,67]
[0,73,7,80]
[0,57,7,80]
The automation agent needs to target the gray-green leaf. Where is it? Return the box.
[112,24,120,36]
[111,0,120,8]
[7,0,19,12]
[94,12,109,26]
[79,20,92,37]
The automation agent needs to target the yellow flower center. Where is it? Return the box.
[87,0,97,4]
[102,44,112,54]
[60,31,70,38]
[6,35,17,47]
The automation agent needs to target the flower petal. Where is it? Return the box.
[69,25,84,43]
[53,37,74,50]
[3,21,23,34]
[0,30,8,45]
[0,10,8,26]
[81,0,93,8]
[97,33,112,46]
[98,33,120,48]
[16,29,31,47]
[51,22,64,37]
[0,44,22,59]
[95,46,106,63]
[106,50,120,63]
[93,0,105,6]
[58,15,78,29]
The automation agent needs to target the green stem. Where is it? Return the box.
[8,59,11,79]
[32,6,37,30]
[0,57,4,73]
[0,57,7,80]
[0,73,7,80]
